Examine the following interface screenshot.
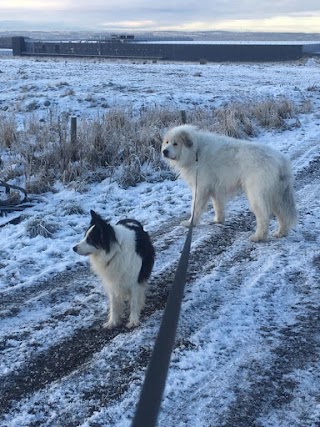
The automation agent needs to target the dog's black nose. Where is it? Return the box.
[73,245,78,253]
[162,149,169,158]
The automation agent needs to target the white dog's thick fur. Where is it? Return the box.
[73,211,155,328]
[162,124,297,242]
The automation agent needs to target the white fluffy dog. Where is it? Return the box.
[162,124,297,242]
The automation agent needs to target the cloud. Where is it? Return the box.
[1,0,71,11]
[101,20,157,30]
[0,0,319,32]
[212,14,320,33]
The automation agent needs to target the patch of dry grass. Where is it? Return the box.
[26,217,58,238]
[0,96,309,193]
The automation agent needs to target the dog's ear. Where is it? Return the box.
[90,210,103,224]
[179,131,193,148]
[90,210,112,229]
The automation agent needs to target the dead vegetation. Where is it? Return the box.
[0,97,309,192]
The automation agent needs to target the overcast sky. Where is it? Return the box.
[0,0,320,33]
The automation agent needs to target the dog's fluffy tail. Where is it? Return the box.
[274,165,298,231]
[281,182,297,227]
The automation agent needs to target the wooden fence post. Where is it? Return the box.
[180,110,186,124]
[70,116,77,161]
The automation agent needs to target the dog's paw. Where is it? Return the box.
[249,233,267,243]
[213,217,225,224]
[103,320,119,329]
[126,319,140,329]
[180,219,192,227]
[273,229,288,238]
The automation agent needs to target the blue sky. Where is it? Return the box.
[0,0,320,32]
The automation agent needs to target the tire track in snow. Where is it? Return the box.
[220,306,320,427]
[217,155,320,427]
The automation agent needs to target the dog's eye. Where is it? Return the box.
[173,142,178,146]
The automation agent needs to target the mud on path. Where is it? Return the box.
[0,155,320,426]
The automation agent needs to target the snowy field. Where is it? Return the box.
[0,53,320,427]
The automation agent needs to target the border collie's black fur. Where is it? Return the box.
[116,218,155,283]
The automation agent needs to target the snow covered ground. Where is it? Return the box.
[0,53,320,427]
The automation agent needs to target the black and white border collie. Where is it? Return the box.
[73,210,155,329]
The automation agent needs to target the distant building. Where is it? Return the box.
[12,36,315,62]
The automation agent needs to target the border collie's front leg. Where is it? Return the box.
[127,285,146,328]
[103,293,124,329]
